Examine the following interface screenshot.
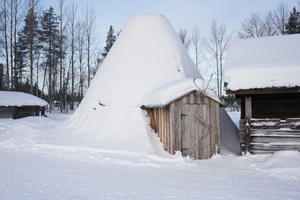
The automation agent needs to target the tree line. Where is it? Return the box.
[0,1,299,113]
[181,2,300,97]
[0,0,111,113]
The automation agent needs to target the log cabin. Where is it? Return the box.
[224,34,300,154]
[0,91,48,119]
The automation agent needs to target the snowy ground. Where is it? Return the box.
[0,111,300,200]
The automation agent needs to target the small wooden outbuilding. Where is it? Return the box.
[142,78,221,159]
[224,35,300,154]
[0,91,48,119]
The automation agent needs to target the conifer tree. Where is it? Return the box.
[102,25,116,59]
[14,34,27,90]
[285,7,300,34]
[18,8,40,94]
[39,6,60,112]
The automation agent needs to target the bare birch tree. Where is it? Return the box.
[264,11,278,36]
[9,0,14,89]
[58,0,68,112]
[0,0,22,90]
[26,0,40,94]
[84,5,96,87]
[272,2,289,34]
[203,19,232,97]
[69,2,76,110]
[178,28,191,50]
[0,0,10,89]
[237,12,266,39]
[192,26,202,70]
[11,0,22,90]
[76,20,85,101]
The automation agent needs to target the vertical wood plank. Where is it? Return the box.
[169,103,174,154]
[177,101,182,152]
[189,105,195,158]
[165,107,170,152]
[245,96,252,118]
[215,102,220,154]
[182,96,188,104]
[189,93,195,104]
[196,92,201,104]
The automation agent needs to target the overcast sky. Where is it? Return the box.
[45,0,299,44]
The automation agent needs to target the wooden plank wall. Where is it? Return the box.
[146,91,220,159]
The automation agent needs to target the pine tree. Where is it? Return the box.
[39,6,60,112]
[102,25,116,59]
[18,8,40,93]
[285,7,300,34]
[14,34,27,91]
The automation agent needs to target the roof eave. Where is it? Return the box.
[225,86,300,95]
[141,90,221,109]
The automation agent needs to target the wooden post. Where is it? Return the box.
[245,97,252,118]
[244,96,252,153]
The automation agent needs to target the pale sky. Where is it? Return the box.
[44,0,298,44]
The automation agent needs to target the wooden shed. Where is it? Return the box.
[224,34,300,154]
[142,78,220,159]
[0,91,48,119]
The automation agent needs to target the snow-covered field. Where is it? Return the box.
[1,15,300,199]
[0,111,300,200]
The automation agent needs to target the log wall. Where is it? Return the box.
[240,118,300,154]
[0,106,15,119]
[0,106,40,119]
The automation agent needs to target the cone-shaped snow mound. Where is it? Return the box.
[63,14,210,158]
[84,14,202,108]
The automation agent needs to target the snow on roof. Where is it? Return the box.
[0,91,47,106]
[142,78,220,108]
[62,14,217,156]
[224,34,300,91]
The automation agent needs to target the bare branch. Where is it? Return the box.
[178,28,191,50]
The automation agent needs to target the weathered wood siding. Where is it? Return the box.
[238,93,300,154]
[239,119,246,152]
[240,118,300,154]
[146,91,220,159]
[0,106,40,119]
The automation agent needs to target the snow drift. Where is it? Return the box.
[57,14,217,158]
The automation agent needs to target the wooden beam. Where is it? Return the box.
[245,97,252,118]
[226,87,300,95]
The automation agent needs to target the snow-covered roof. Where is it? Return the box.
[0,91,47,106]
[224,34,300,91]
[142,78,220,108]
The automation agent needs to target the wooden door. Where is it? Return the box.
[181,104,211,159]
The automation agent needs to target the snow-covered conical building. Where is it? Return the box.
[64,14,220,159]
